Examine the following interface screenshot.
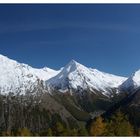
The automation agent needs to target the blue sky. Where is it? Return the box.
[0,4,140,76]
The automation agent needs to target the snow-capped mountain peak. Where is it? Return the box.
[120,69,140,91]
[46,60,127,95]
[62,59,89,74]
[132,69,140,83]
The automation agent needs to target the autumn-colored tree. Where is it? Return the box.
[47,128,53,136]
[17,127,32,136]
[90,116,106,136]
[105,111,134,136]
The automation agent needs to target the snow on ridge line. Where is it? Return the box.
[0,54,130,96]
[0,54,60,80]
[120,69,140,91]
[46,59,127,94]
[0,54,60,95]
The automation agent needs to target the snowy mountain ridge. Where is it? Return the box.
[0,54,59,95]
[120,69,140,92]
[1,54,140,96]
[46,60,127,95]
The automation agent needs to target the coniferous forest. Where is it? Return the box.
[0,110,139,136]
[0,92,140,137]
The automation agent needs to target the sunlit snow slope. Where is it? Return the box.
[0,54,59,95]
[0,54,130,96]
[46,60,127,95]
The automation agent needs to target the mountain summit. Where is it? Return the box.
[120,69,140,92]
[46,60,127,95]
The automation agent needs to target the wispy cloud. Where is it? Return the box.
[0,22,62,34]
[0,20,139,34]
[66,21,140,33]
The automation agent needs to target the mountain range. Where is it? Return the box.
[1,54,140,95]
[0,54,140,134]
